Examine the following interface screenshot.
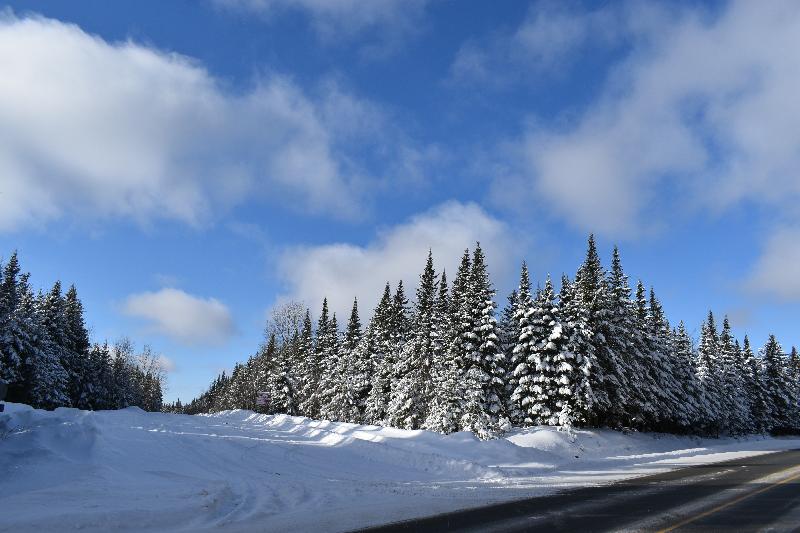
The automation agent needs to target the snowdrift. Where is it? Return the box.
[2,403,799,532]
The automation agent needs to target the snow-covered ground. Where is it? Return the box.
[1,403,799,532]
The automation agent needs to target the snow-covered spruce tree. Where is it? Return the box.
[499,290,518,363]
[348,328,375,423]
[789,346,800,431]
[642,284,689,432]
[696,311,723,434]
[577,237,627,427]
[444,250,473,424]
[556,274,595,428]
[318,311,341,421]
[498,288,519,414]
[646,287,687,431]
[19,275,70,409]
[424,270,464,433]
[371,282,411,423]
[253,333,277,413]
[734,339,755,433]
[274,333,299,415]
[296,309,318,417]
[528,276,564,426]
[761,335,794,433]
[38,281,76,405]
[86,341,113,410]
[458,244,507,438]
[741,336,767,433]
[718,317,750,434]
[508,263,534,425]
[670,322,704,431]
[221,361,248,410]
[364,283,395,425]
[442,249,477,432]
[630,280,664,430]
[63,285,91,409]
[0,252,24,392]
[387,251,438,429]
[329,298,364,423]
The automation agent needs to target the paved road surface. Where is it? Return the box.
[358,449,800,532]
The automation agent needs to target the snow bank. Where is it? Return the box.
[1,403,799,532]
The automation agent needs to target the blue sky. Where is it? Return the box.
[1,0,798,403]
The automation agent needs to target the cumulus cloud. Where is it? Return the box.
[123,288,235,346]
[214,0,429,52]
[747,227,800,301]
[492,0,800,237]
[0,14,400,231]
[276,201,520,320]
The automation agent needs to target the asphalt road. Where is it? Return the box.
[358,448,800,532]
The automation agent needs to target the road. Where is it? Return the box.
[358,448,800,532]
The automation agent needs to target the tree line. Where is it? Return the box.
[173,237,800,439]
[0,251,165,411]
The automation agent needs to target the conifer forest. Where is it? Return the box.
[0,252,165,412]
[165,237,800,439]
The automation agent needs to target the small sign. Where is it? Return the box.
[256,391,269,406]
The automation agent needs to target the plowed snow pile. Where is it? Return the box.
[2,403,798,532]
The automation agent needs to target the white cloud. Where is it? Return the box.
[276,201,520,320]
[491,0,800,236]
[214,0,429,51]
[157,355,177,373]
[747,227,800,301]
[450,0,645,85]
[123,288,235,346]
[0,14,395,231]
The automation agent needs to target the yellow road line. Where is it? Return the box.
[657,467,800,532]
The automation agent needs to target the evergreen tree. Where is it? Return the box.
[696,311,723,433]
[364,284,395,425]
[629,280,662,429]
[498,289,518,412]
[344,298,363,352]
[86,342,113,410]
[499,291,518,362]
[388,252,438,429]
[254,333,277,412]
[742,335,768,433]
[424,270,463,434]
[508,263,534,425]
[459,244,506,437]
[273,333,299,415]
[789,347,800,431]
[0,252,24,389]
[718,317,749,434]
[671,322,703,430]
[436,250,474,431]
[761,335,793,432]
[527,276,562,425]
[63,285,91,408]
[317,304,341,420]
[296,309,318,416]
[39,281,75,405]
[577,236,626,427]
[643,286,687,431]
[22,277,69,409]
[328,298,364,423]
[556,274,595,428]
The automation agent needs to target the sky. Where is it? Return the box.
[1,0,798,403]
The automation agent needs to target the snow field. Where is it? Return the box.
[2,403,799,532]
